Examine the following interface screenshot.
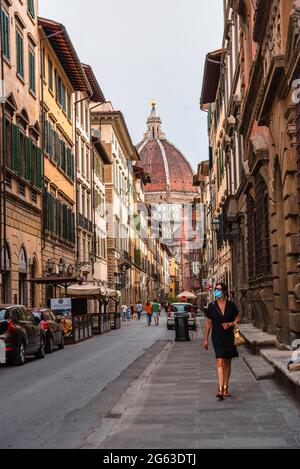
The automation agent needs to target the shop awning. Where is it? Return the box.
[67,283,107,299]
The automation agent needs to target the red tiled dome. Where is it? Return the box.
[137,103,197,194]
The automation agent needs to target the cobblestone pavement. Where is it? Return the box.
[89,319,300,449]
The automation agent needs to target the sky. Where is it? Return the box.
[39,0,223,171]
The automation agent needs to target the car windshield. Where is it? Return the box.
[0,309,9,321]
[171,304,192,313]
[32,312,41,319]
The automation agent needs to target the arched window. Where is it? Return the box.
[1,244,11,303]
[18,247,28,306]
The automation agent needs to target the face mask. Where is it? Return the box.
[214,290,223,299]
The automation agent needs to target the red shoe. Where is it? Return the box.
[216,387,224,400]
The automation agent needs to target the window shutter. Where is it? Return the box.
[61,141,66,172]
[25,137,32,182]
[71,153,75,181]
[11,124,20,175]
[28,0,35,18]
[29,50,35,93]
[36,147,43,189]
[56,199,61,238]
[1,10,10,60]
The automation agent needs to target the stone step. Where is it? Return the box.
[239,323,276,355]
[242,353,275,381]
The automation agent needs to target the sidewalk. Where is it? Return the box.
[84,321,300,449]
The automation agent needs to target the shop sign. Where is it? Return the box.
[51,298,72,311]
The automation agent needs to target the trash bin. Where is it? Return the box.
[174,312,190,342]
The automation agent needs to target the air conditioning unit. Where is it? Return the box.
[92,128,101,139]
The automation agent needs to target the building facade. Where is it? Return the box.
[38,18,91,304]
[200,0,300,346]
[0,0,43,307]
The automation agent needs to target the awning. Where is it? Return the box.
[200,49,225,108]
[178,291,197,300]
[67,283,107,299]
[107,289,121,299]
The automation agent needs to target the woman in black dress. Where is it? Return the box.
[204,283,241,400]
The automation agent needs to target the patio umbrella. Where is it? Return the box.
[177,291,197,300]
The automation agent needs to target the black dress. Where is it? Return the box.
[206,300,239,359]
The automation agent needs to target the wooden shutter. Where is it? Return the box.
[61,141,66,171]
[36,147,43,189]
[11,123,20,175]
[25,137,32,182]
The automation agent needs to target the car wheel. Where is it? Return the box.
[46,335,54,354]
[58,333,64,350]
[35,337,45,359]
[11,341,26,366]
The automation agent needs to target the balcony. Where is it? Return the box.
[78,214,93,233]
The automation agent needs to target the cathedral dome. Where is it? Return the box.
[137,102,197,195]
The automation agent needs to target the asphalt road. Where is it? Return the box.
[0,315,173,449]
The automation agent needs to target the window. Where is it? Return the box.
[28,0,35,19]
[16,30,24,79]
[67,94,71,120]
[29,48,35,93]
[86,149,90,181]
[85,106,89,132]
[61,82,66,112]
[48,59,53,91]
[1,9,10,60]
[81,143,85,175]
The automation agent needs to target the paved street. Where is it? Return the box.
[0,316,173,449]
[1,316,300,449]
[86,319,300,450]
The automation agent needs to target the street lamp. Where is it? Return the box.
[46,259,55,275]
[67,264,74,277]
[58,257,66,275]
[212,218,240,241]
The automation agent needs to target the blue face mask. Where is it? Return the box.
[214,290,223,299]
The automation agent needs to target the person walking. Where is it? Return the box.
[136,301,143,321]
[203,282,241,400]
[126,305,131,322]
[121,304,127,322]
[145,301,153,327]
[152,299,161,326]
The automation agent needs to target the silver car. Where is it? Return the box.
[167,303,197,331]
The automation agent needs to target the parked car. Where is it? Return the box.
[0,305,45,366]
[167,303,197,331]
[30,309,64,354]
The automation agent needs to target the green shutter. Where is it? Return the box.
[16,31,24,78]
[1,10,10,60]
[11,124,20,175]
[36,147,43,189]
[29,49,35,93]
[28,0,35,19]
[56,199,61,238]
[61,141,66,171]
[25,137,32,182]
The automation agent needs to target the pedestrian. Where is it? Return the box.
[126,305,131,322]
[145,301,153,326]
[136,301,143,321]
[152,299,161,326]
[121,304,127,322]
[203,282,241,400]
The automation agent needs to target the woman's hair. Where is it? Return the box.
[216,282,229,297]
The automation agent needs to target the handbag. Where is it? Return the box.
[234,324,246,347]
